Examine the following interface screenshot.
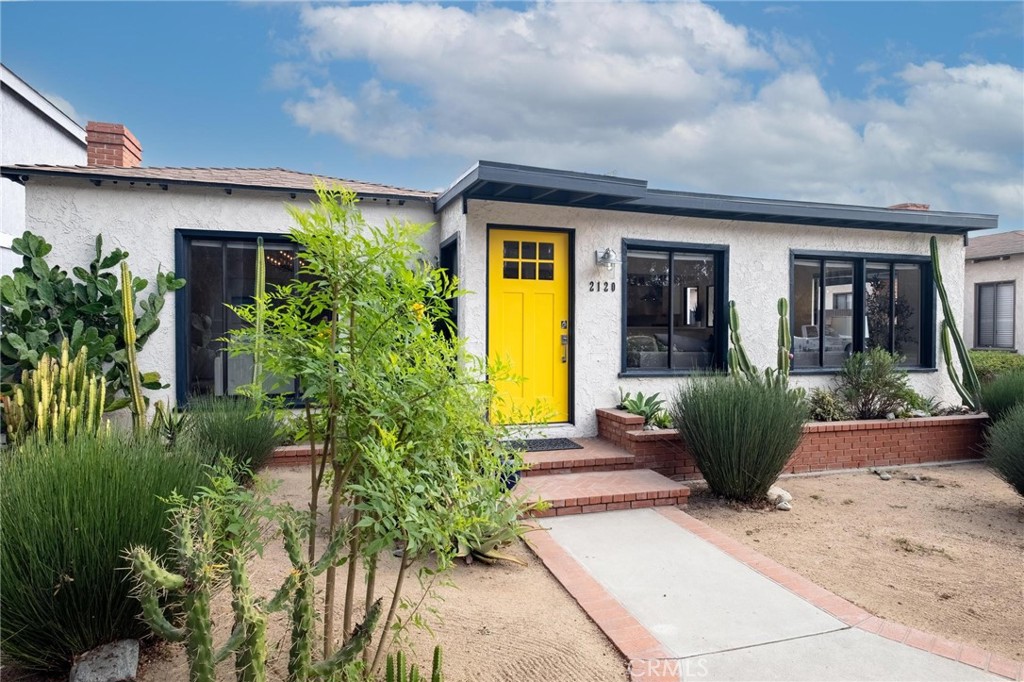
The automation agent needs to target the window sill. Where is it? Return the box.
[618,369,725,378]
[790,367,938,376]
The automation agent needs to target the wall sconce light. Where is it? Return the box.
[595,248,621,271]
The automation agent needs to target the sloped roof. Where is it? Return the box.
[0,164,436,201]
[966,230,1024,260]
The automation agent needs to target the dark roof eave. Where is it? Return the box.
[437,161,998,234]
[0,166,435,203]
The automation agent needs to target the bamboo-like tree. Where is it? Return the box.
[229,184,522,671]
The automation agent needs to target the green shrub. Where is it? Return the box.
[618,390,666,424]
[187,395,281,473]
[970,349,1024,382]
[980,371,1024,422]
[837,349,912,419]
[985,402,1024,497]
[807,388,853,422]
[0,432,207,673]
[670,377,807,502]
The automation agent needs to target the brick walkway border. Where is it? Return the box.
[525,508,1023,682]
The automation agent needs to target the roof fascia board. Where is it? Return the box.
[638,189,997,232]
[1,65,86,148]
[0,166,434,203]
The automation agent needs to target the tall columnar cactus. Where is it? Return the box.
[930,236,981,410]
[120,261,147,432]
[251,237,266,393]
[727,301,757,381]
[229,550,269,682]
[0,338,107,444]
[776,298,792,380]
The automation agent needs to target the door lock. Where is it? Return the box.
[561,334,568,363]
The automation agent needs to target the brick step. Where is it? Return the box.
[521,437,635,476]
[515,469,690,518]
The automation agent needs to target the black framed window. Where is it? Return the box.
[622,241,727,373]
[177,232,300,402]
[791,253,933,370]
[976,281,1015,349]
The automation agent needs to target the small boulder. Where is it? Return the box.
[767,486,793,505]
[776,501,792,512]
[70,640,139,682]
[879,472,892,481]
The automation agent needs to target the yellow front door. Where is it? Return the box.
[488,229,570,424]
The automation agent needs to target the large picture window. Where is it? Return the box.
[177,232,299,402]
[975,281,1015,349]
[791,254,933,370]
[622,241,727,373]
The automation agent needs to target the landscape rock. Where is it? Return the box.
[776,501,792,511]
[879,472,892,481]
[70,639,139,682]
[767,486,793,504]
[886,412,896,420]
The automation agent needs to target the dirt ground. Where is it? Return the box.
[686,462,1024,662]
[138,466,628,682]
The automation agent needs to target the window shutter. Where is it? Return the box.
[994,282,1015,348]
[978,285,995,347]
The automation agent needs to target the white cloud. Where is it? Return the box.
[280,2,1024,226]
[42,91,83,125]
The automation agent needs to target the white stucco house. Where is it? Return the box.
[1,75,1001,437]
[1,65,87,276]
[964,230,1023,353]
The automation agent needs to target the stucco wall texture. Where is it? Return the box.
[964,254,1023,351]
[22,180,969,437]
[1,83,87,272]
[457,199,967,438]
[22,179,436,406]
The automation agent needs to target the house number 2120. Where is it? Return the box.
[588,281,616,292]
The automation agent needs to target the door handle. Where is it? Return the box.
[561,334,568,363]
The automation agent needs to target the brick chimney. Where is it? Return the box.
[887,202,930,211]
[86,122,142,167]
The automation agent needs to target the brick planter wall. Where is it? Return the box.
[596,408,987,480]
[267,444,318,467]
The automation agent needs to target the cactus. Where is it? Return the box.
[252,237,266,394]
[120,261,147,432]
[129,503,236,682]
[727,301,757,381]
[151,399,189,446]
[229,550,268,682]
[930,237,981,411]
[386,646,444,682]
[279,513,371,682]
[776,298,792,380]
[0,338,107,444]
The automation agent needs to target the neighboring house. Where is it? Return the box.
[964,230,1024,353]
[1,64,87,275]
[2,105,1001,437]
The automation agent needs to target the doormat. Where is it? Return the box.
[503,438,583,452]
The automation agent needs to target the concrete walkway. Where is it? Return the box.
[533,508,1019,682]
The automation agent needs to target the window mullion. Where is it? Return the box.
[667,252,675,369]
[818,260,825,368]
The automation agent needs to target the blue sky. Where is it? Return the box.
[2,2,1022,230]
